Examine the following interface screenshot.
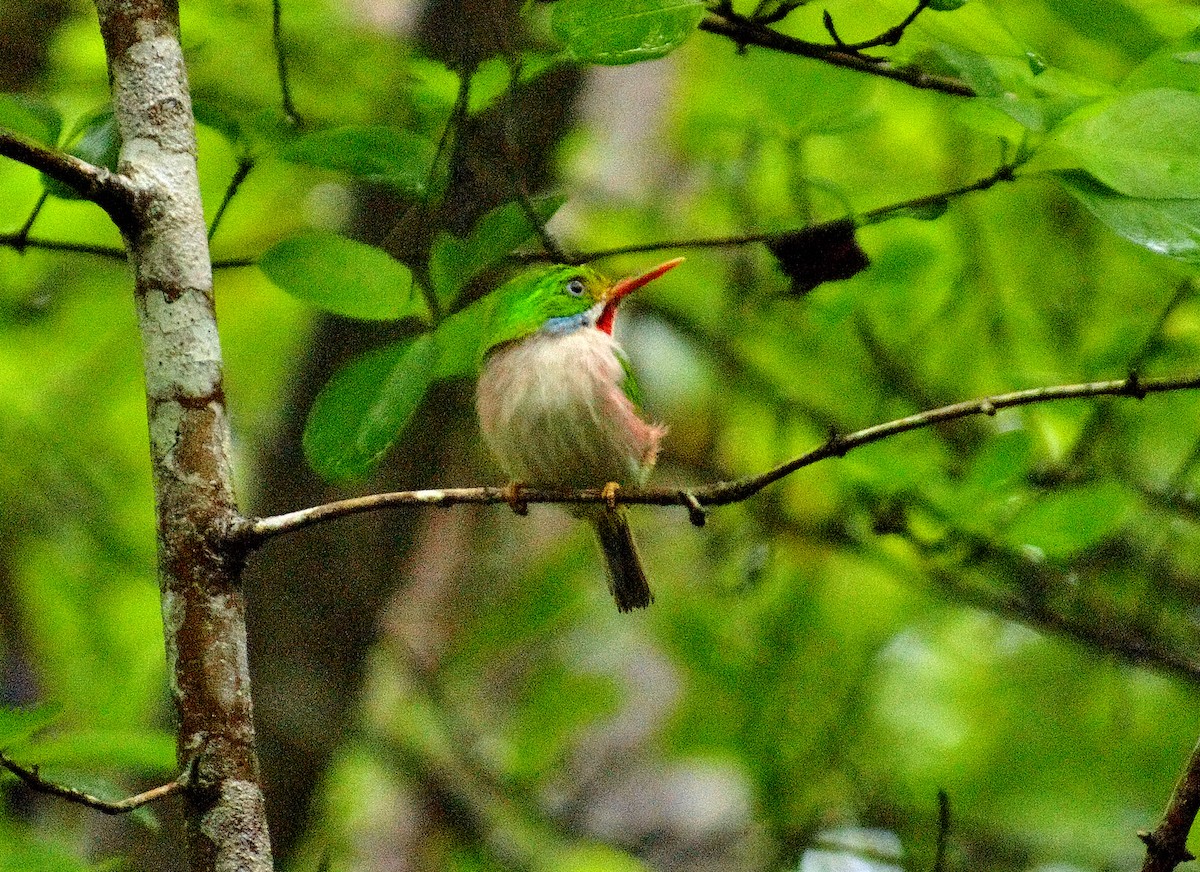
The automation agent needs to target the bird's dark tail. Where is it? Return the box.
[594,510,654,612]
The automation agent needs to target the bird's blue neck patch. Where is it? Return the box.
[543,311,591,335]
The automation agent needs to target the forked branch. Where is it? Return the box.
[699,7,974,96]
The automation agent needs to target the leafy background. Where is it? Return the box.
[3,0,1200,870]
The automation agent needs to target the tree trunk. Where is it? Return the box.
[94,1,272,869]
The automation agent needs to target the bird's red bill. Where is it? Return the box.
[598,257,684,334]
[607,257,685,303]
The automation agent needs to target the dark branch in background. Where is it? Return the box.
[860,156,1020,225]
[494,43,570,263]
[208,158,255,242]
[0,750,194,815]
[898,520,1200,687]
[5,155,1022,273]
[11,190,49,252]
[1064,279,1194,472]
[699,7,975,97]
[212,255,256,269]
[823,0,931,53]
[1168,438,1200,493]
[239,370,1200,545]
[1139,735,1200,872]
[750,0,805,27]
[0,127,137,226]
[518,155,1022,264]
[0,233,126,260]
[380,56,472,321]
[932,790,951,872]
[272,0,302,127]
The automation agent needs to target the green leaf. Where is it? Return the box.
[927,0,966,10]
[303,335,438,481]
[23,728,175,772]
[279,125,436,194]
[431,293,493,379]
[1119,33,1200,93]
[0,832,98,872]
[0,94,62,145]
[0,703,61,748]
[42,110,120,201]
[962,429,1034,496]
[551,0,705,66]
[192,98,247,151]
[259,232,426,320]
[429,197,565,307]
[1044,88,1200,199]
[1055,170,1200,263]
[1004,482,1134,558]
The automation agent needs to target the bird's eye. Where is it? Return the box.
[566,278,586,297]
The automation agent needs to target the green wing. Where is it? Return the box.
[616,347,645,409]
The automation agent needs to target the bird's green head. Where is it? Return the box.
[480,258,683,359]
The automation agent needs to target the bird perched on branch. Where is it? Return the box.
[476,258,683,612]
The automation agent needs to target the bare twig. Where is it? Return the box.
[824,0,931,53]
[860,159,1019,225]
[273,0,302,127]
[12,190,49,252]
[212,255,256,270]
[1065,279,1194,471]
[1139,735,1200,872]
[923,558,1200,686]
[932,790,950,872]
[0,127,137,225]
[0,750,193,815]
[699,10,974,97]
[208,157,255,242]
[496,52,571,264]
[0,233,126,260]
[518,157,1022,264]
[752,0,805,26]
[239,370,1200,547]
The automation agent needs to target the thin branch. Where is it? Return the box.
[207,157,255,242]
[496,49,571,263]
[212,255,256,269]
[1064,279,1194,471]
[932,790,950,872]
[239,369,1200,547]
[0,127,137,225]
[0,750,193,815]
[272,0,302,127]
[859,158,1020,225]
[519,157,1022,263]
[1139,735,1200,872]
[0,233,127,260]
[699,10,975,97]
[823,0,931,53]
[920,546,1200,686]
[12,190,50,252]
[752,0,806,26]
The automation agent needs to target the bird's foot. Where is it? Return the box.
[601,481,621,512]
[502,481,529,516]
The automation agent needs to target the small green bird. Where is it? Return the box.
[476,257,683,612]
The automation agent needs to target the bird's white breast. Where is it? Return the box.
[477,327,663,489]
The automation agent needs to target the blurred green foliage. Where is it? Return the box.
[3,0,1200,871]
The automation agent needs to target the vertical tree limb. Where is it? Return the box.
[92,1,272,869]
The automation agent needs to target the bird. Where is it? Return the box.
[475,257,684,612]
